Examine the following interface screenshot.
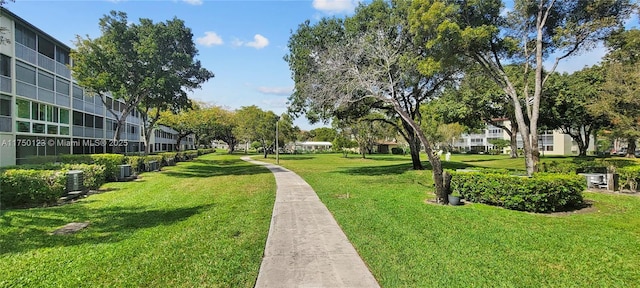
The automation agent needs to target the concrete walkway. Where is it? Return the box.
[241,157,380,288]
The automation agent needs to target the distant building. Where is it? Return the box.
[452,120,595,155]
[294,141,333,152]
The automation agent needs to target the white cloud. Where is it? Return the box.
[246,34,269,49]
[196,31,223,47]
[312,0,358,14]
[258,86,293,96]
[183,0,203,5]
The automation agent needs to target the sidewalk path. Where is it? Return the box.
[241,157,380,288]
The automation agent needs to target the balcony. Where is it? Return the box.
[0,75,11,93]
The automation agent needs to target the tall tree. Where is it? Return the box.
[410,0,635,175]
[72,11,213,153]
[286,1,457,203]
[590,29,640,157]
[309,127,337,142]
[234,106,278,158]
[285,0,455,172]
[206,106,239,153]
[542,66,609,156]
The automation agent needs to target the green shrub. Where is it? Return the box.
[450,172,585,213]
[183,150,198,160]
[20,155,59,165]
[617,165,640,191]
[57,154,124,181]
[158,152,178,166]
[0,169,67,208]
[391,147,404,155]
[125,156,145,173]
[63,164,106,190]
[58,154,93,164]
[90,154,125,181]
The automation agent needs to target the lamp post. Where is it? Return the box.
[275,116,280,165]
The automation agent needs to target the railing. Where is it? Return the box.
[55,93,70,107]
[15,43,37,65]
[0,75,11,93]
[16,81,37,99]
[56,62,71,78]
[0,116,11,132]
[72,125,83,137]
[38,54,56,72]
[37,88,55,104]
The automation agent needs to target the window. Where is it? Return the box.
[55,47,70,65]
[95,116,103,129]
[56,79,70,95]
[59,126,69,135]
[17,121,30,132]
[32,123,45,134]
[38,72,54,90]
[84,114,94,128]
[47,124,57,135]
[73,111,83,126]
[31,102,39,120]
[72,85,83,99]
[37,37,55,59]
[46,105,54,122]
[0,95,10,116]
[16,62,36,85]
[0,54,10,77]
[15,24,36,49]
[59,108,69,124]
[17,98,30,118]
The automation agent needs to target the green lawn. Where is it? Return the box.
[262,153,640,287]
[0,153,275,287]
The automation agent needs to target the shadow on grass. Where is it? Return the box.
[0,203,212,255]
[162,158,270,178]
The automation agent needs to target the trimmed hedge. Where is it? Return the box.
[450,172,585,213]
[541,158,639,174]
[617,165,640,191]
[63,164,106,190]
[391,147,404,155]
[0,169,67,208]
[59,154,124,181]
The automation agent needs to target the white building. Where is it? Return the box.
[453,120,595,156]
[0,8,194,166]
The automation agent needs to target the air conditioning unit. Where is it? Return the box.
[148,160,159,171]
[67,170,84,192]
[118,164,132,180]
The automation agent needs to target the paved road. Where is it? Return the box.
[241,157,380,288]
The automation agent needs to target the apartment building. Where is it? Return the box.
[453,120,595,156]
[0,8,192,166]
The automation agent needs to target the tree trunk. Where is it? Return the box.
[408,137,423,170]
[626,138,637,158]
[388,99,446,203]
[509,131,518,158]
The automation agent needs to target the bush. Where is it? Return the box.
[391,147,404,155]
[158,152,178,166]
[90,154,125,181]
[124,156,145,173]
[183,150,198,160]
[450,172,585,213]
[63,164,106,190]
[617,165,640,191]
[0,169,67,208]
[57,154,124,181]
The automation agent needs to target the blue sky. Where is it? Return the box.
[3,0,636,130]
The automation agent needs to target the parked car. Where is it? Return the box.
[616,148,627,156]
